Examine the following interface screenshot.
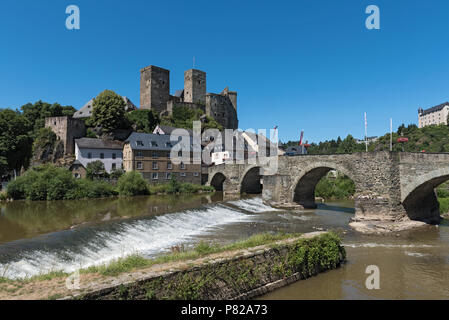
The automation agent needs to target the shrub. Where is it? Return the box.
[6,164,117,201]
[110,168,125,180]
[6,165,76,200]
[86,161,109,180]
[64,179,117,200]
[117,171,149,196]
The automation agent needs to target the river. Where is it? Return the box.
[0,194,448,299]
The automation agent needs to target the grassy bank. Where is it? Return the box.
[4,165,213,201]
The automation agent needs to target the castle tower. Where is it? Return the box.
[184,69,206,105]
[222,87,237,111]
[45,116,86,155]
[140,65,170,113]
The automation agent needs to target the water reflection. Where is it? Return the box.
[0,193,221,244]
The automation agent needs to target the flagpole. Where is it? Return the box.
[364,112,368,152]
[390,118,393,152]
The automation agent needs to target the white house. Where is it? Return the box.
[74,138,124,173]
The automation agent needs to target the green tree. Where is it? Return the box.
[0,109,33,177]
[91,90,128,132]
[336,135,360,154]
[117,171,149,196]
[86,160,108,180]
[21,101,75,137]
[33,127,57,151]
[126,109,160,133]
[161,106,223,132]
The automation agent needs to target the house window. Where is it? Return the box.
[166,172,171,180]
[194,172,199,177]
[136,141,144,147]
[167,162,172,170]
[137,162,143,170]
[112,163,116,170]
[100,153,104,159]
[137,151,143,157]
[180,162,186,170]
[180,172,186,177]
[88,152,92,159]
[152,162,158,170]
[112,153,116,160]
[152,151,158,158]
[178,151,182,157]
[152,172,158,180]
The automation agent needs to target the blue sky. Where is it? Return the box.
[1,0,449,143]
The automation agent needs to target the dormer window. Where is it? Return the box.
[136,141,144,146]
[151,141,158,147]
[166,142,172,148]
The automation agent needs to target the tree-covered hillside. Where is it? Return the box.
[283,123,449,155]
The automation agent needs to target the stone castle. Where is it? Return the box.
[45,64,239,156]
[140,66,238,130]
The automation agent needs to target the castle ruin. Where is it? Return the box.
[140,65,238,130]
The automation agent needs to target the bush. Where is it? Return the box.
[7,165,75,200]
[64,179,117,200]
[315,174,355,200]
[6,164,116,201]
[117,171,149,196]
[86,160,109,180]
[437,186,449,198]
[110,168,125,180]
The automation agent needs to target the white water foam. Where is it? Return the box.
[405,251,429,257]
[277,213,312,221]
[0,205,251,279]
[229,197,280,213]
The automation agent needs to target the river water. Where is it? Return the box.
[0,194,448,299]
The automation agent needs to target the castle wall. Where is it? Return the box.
[206,93,239,130]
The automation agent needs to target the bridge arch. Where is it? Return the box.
[292,161,356,208]
[210,172,227,191]
[240,166,263,194]
[401,168,449,223]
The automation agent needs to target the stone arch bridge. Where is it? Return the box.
[206,152,449,226]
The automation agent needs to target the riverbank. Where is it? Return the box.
[0,232,345,300]
[3,165,214,202]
